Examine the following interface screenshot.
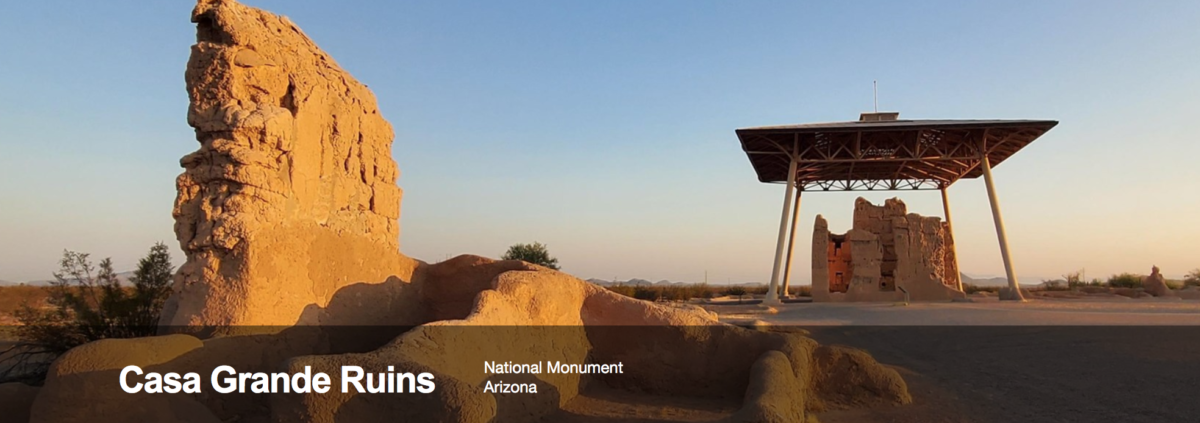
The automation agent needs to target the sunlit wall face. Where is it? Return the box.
[1,1,1199,284]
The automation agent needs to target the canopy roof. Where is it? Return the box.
[736,118,1058,191]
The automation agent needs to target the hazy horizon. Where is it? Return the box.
[2,1,1198,284]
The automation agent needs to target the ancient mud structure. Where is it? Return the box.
[812,198,966,302]
[163,0,414,328]
[1143,266,1176,298]
[23,1,910,422]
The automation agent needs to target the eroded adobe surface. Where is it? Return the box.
[163,0,417,328]
[24,2,911,422]
[813,198,965,302]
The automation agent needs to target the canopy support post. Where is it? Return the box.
[781,187,803,298]
[766,157,798,305]
[980,142,1024,301]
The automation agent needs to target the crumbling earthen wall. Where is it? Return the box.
[813,198,965,302]
[1143,266,1177,298]
[30,258,910,423]
[162,0,418,328]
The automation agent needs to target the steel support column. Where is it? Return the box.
[981,154,1024,301]
[781,188,803,298]
[940,187,963,292]
[766,157,799,304]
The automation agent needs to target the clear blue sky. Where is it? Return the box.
[2,1,1198,284]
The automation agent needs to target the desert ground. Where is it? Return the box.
[713,296,1200,326]
[708,298,1200,423]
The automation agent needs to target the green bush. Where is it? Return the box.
[501,242,560,270]
[1107,273,1143,289]
[2,243,174,384]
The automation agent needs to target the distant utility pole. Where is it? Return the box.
[873,80,879,112]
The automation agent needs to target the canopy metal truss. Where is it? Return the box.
[736,116,1058,304]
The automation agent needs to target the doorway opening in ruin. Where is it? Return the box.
[827,235,850,293]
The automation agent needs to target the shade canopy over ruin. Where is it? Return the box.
[736,118,1058,190]
[738,113,1058,304]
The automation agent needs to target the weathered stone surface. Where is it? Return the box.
[813,198,965,302]
[845,228,890,299]
[811,215,832,300]
[1143,266,1175,297]
[161,0,420,328]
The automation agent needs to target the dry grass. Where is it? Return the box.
[0,286,51,318]
[603,283,812,302]
[962,283,1001,294]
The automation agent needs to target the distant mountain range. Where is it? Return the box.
[0,271,137,287]
[960,273,1045,287]
[959,273,1009,287]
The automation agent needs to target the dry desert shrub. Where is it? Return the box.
[962,283,1000,294]
[1107,273,1143,289]
[0,286,51,319]
[1,243,173,384]
[603,282,811,302]
[1185,269,1200,288]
